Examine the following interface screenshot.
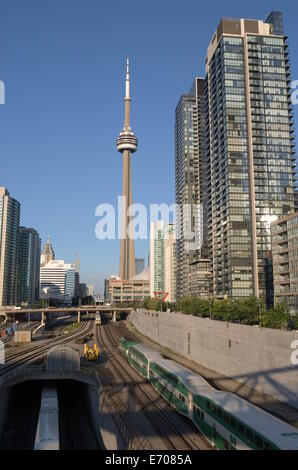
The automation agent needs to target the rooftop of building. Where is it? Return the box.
[41,259,75,270]
[206,11,283,68]
[0,187,9,197]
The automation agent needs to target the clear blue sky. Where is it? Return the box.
[0,0,297,293]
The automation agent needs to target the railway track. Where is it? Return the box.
[0,382,41,450]
[0,321,93,377]
[106,323,213,450]
[97,321,212,450]
[58,381,100,450]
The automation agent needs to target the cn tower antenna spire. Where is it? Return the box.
[125,55,130,100]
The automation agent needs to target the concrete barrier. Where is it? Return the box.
[129,309,298,408]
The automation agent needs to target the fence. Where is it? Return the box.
[0,364,101,388]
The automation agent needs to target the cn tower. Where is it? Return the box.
[116,57,138,280]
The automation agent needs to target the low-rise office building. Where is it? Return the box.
[109,269,150,302]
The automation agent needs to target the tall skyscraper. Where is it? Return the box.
[164,226,176,303]
[175,78,211,299]
[86,284,95,298]
[117,57,138,280]
[205,12,296,305]
[40,235,55,267]
[40,260,75,306]
[0,187,21,307]
[18,227,41,307]
[150,221,165,297]
[150,222,175,299]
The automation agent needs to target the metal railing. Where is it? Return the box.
[0,364,102,387]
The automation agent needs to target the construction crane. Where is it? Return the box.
[83,343,99,361]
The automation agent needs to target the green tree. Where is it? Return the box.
[262,303,289,330]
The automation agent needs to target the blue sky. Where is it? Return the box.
[0,0,297,293]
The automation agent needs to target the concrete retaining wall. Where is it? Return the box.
[129,309,298,408]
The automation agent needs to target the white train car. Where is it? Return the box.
[191,389,298,450]
[34,386,60,450]
[95,313,101,326]
[125,340,298,450]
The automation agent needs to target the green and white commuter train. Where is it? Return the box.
[119,338,298,451]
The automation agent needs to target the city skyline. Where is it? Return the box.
[0,3,298,455]
[0,1,297,293]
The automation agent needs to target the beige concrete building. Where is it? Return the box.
[165,227,176,303]
[109,269,150,303]
[271,213,298,316]
[150,222,176,301]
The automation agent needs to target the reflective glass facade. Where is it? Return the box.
[247,33,295,304]
[18,227,41,306]
[175,79,211,299]
[206,15,296,305]
[207,35,254,299]
[271,213,298,315]
[0,188,21,306]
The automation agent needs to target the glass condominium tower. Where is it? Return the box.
[206,12,296,304]
[0,187,21,307]
[175,78,210,299]
[18,227,41,307]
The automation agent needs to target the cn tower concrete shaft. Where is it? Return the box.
[119,150,135,280]
[116,57,138,280]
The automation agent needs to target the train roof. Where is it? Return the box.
[130,343,163,361]
[40,386,58,410]
[198,390,298,450]
[151,356,213,392]
[41,386,57,398]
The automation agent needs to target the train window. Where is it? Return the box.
[212,404,217,414]
[223,413,229,423]
[230,418,237,429]
[179,394,186,403]
[217,408,223,419]
[238,423,244,435]
[246,428,253,442]
[201,411,204,420]
[207,401,211,410]
[255,435,263,449]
